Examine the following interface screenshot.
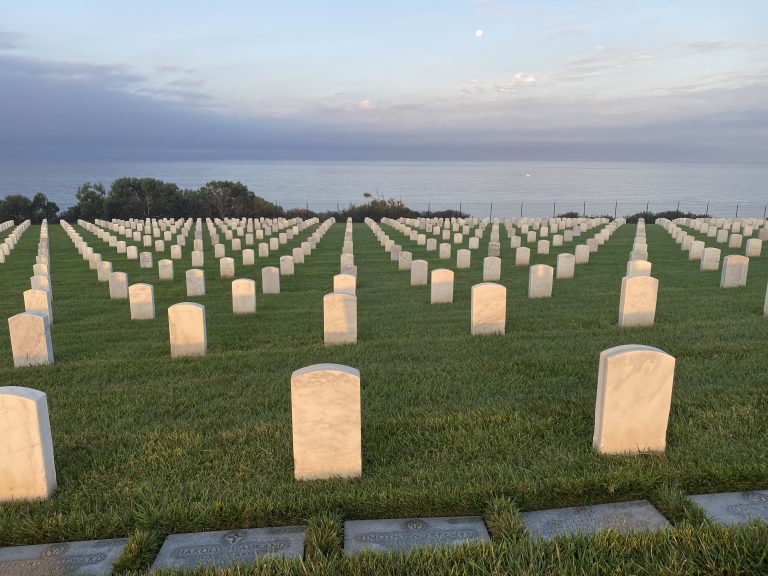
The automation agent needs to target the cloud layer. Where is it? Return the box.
[0,31,766,162]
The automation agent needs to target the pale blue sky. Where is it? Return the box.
[0,0,766,160]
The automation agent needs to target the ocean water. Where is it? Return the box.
[0,160,766,218]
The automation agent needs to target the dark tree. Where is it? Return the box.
[107,178,180,219]
[74,182,107,221]
[0,195,33,223]
[30,193,60,223]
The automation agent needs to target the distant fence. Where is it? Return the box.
[49,199,768,219]
[286,200,768,219]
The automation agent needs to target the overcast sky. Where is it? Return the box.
[0,0,766,161]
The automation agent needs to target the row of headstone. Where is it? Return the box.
[0,219,31,264]
[69,217,334,330]
[620,220,658,327]
[204,216,315,261]
[658,219,750,287]
[324,220,358,345]
[83,215,319,272]
[168,224,339,350]
[502,218,610,255]
[379,216,608,274]
[367,220,585,303]
[658,218,722,271]
[296,348,675,483]
[675,216,767,252]
[24,222,54,324]
[389,215,610,264]
[7,223,55,367]
[668,217,763,260]
[2,344,677,501]
[288,347,675,479]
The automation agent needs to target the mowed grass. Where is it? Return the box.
[0,219,767,575]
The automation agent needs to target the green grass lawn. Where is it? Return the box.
[0,219,767,575]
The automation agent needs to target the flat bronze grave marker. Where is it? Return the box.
[520,500,670,541]
[688,490,768,526]
[150,526,305,571]
[0,538,127,576]
[344,516,489,555]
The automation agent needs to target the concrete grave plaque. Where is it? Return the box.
[688,490,768,526]
[0,387,56,501]
[344,516,489,555]
[108,272,129,300]
[593,345,675,454]
[456,249,471,269]
[574,244,590,264]
[168,303,207,358]
[626,260,652,277]
[220,257,235,278]
[323,292,357,345]
[150,526,305,572]
[515,247,530,267]
[96,261,112,282]
[556,253,575,279]
[483,256,501,281]
[0,538,127,576]
[129,284,155,320]
[262,267,280,294]
[340,253,354,268]
[529,264,554,299]
[139,252,153,269]
[333,273,356,294]
[232,279,257,315]
[618,275,658,327]
[30,275,52,300]
[23,289,52,324]
[689,241,705,261]
[520,500,670,541]
[700,247,721,271]
[280,255,295,276]
[8,313,53,368]
[430,269,454,304]
[411,260,428,286]
[158,259,174,281]
[398,251,412,271]
[745,238,762,258]
[471,283,506,335]
[720,255,748,288]
[186,269,205,297]
[291,364,361,480]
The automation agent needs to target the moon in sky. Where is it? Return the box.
[475,29,483,38]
